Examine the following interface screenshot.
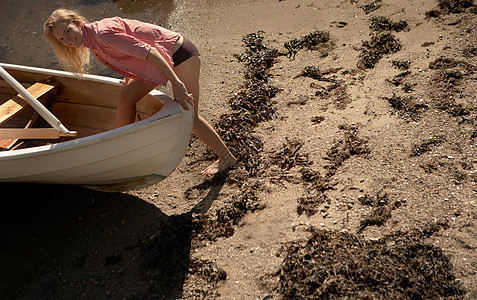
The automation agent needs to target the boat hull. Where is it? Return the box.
[0,64,193,192]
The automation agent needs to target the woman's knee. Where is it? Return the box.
[118,80,153,105]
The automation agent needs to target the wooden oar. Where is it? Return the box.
[0,65,76,137]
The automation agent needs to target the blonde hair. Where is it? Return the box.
[44,9,90,74]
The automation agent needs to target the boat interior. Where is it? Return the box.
[0,68,164,151]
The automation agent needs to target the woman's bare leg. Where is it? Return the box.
[174,55,237,175]
[117,78,155,127]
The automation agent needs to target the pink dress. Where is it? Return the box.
[82,17,180,87]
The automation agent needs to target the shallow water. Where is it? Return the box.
[0,0,175,77]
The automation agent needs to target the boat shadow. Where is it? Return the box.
[139,172,229,299]
[0,175,227,299]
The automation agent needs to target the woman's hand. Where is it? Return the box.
[171,81,194,110]
[119,76,130,85]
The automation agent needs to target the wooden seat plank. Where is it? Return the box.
[0,81,59,149]
[0,112,40,150]
[0,128,77,139]
[0,82,57,125]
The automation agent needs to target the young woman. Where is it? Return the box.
[44,9,236,175]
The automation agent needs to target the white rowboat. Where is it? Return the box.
[0,63,193,192]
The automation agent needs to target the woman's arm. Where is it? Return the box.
[146,47,194,110]
[97,29,192,109]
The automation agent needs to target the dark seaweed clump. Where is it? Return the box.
[235,31,280,82]
[294,66,342,82]
[426,0,475,16]
[370,16,409,32]
[268,138,331,217]
[311,115,325,124]
[289,125,369,217]
[426,9,441,17]
[185,258,227,299]
[358,33,402,69]
[277,225,466,299]
[295,66,351,109]
[360,0,382,14]
[358,191,400,233]
[438,0,474,13]
[411,136,446,157]
[463,44,477,57]
[383,94,428,121]
[429,57,460,69]
[268,138,313,187]
[392,59,411,70]
[284,30,333,59]
[296,168,330,217]
[386,70,412,86]
[269,138,310,172]
[194,180,265,243]
[324,124,369,177]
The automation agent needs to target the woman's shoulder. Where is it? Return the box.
[86,16,129,35]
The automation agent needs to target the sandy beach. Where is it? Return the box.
[1,0,477,299]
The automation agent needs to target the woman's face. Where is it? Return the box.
[52,21,83,48]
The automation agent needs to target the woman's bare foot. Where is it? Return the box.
[201,156,237,175]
